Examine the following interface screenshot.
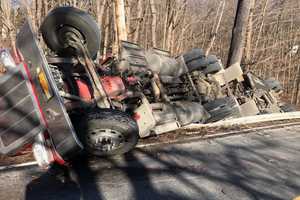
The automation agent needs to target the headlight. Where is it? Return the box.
[0,49,16,70]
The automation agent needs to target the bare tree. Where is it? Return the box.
[114,0,128,42]
[252,0,269,59]
[125,0,131,38]
[205,0,226,56]
[227,0,252,68]
[163,0,172,50]
[133,0,144,43]
[36,0,42,28]
[102,4,111,57]
[149,0,157,47]
[245,0,255,65]
[1,0,299,106]
[0,0,14,44]
[96,0,107,27]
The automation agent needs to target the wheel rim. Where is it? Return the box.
[86,129,125,152]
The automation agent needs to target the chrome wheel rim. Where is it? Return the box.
[86,129,125,152]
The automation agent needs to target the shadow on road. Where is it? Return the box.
[23,132,300,200]
[25,155,104,200]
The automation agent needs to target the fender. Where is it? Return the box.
[16,20,83,161]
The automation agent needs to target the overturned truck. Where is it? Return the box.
[0,7,293,168]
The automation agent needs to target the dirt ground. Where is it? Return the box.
[0,152,34,166]
[139,118,300,145]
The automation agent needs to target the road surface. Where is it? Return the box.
[0,125,300,200]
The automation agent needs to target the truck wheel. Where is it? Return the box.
[77,109,139,156]
[183,49,221,74]
[202,62,222,75]
[183,48,205,63]
[204,97,240,123]
[41,6,100,59]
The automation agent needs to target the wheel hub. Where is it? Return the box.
[87,129,125,152]
[57,26,85,48]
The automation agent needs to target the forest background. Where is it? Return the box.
[0,0,299,106]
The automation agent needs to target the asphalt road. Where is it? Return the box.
[0,125,300,200]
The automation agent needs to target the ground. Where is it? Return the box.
[0,125,300,200]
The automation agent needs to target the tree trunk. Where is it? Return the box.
[252,0,269,59]
[36,0,42,28]
[149,0,157,47]
[133,0,144,43]
[244,0,255,65]
[96,0,107,27]
[114,0,128,43]
[125,0,131,38]
[43,0,48,17]
[163,0,172,49]
[0,0,13,42]
[103,5,111,57]
[142,3,150,48]
[205,0,225,56]
[226,0,252,68]
[291,65,300,104]
[112,1,119,55]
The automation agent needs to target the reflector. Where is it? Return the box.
[37,68,52,99]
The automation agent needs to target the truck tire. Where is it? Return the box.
[183,49,221,74]
[202,62,222,75]
[203,97,240,123]
[183,48,205,63]
[41,6,100,59]
[75,108,139,156]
